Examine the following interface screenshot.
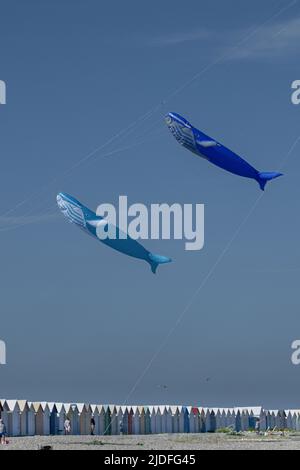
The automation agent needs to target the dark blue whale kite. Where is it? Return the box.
[57,192,172,273]
[165,112,282,190]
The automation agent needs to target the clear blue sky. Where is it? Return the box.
[1,0,300,408]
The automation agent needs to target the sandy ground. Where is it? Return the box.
[1,433,300,450]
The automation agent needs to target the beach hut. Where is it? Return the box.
[109,405,118,435]
[98,406,106,435]
[258,409,267,432]
[247,407,263,430]
[32,402,50,436]
[40,402,51,435]
[160,406,171,434]
[128,407,134,435]
[2,400,21,436]
[144,407,151,434]
[116,406,123,434]
[189,407,200,433]
[120,406,129,435]
[131,406,139,435]
[48,403,59,435]
[157,406,166,433]
[17,400,30,436]
[286,411,294,430]
[235,410,242,432]
[209,409,216,433]
[213,409,222,431]
[169,406,179,433]
[237,406,262,431]
[0,400,9,432]
[77,403,92,435]
[290,411,300,430]
[91,405,101,435]
[154,406,162,434]
[21,400,37,436]
[265,411,272,430]
[65,403,80,435]
[139,406,146,434]
[161,406,169,434]
[203,408,210,432]
[227,409,236,429]
[150,406,157,434]
[267,410,277,430]
[26,402,36,436]
[274,410,286,430]
[248,411,256,430]
[296,412,300,431]
[199,408,206,433]
[220,409,228,429]
[219,408,232,429]
[234,408,249,431]
[241,410,249,431]
[179,406,190,433]
[54,403,66,435]
[103,405,112,435]
[203,409,216,433]
[165,407,173,434]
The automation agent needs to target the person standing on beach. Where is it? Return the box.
[0,419,7,445]
[90,417,96,436]
[64,417,71,436]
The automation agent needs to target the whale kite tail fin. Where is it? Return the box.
[257,172,283,191]
[148,253,172,274]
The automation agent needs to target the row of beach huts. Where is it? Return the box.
[1,400,300,437]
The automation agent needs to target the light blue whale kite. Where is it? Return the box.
[57,192,172,273]
[165,112,283,190]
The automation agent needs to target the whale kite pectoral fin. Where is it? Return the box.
[197,140,218,148]
[87,219,108,228]
[148,253,172,274]
[256,172,283,191]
